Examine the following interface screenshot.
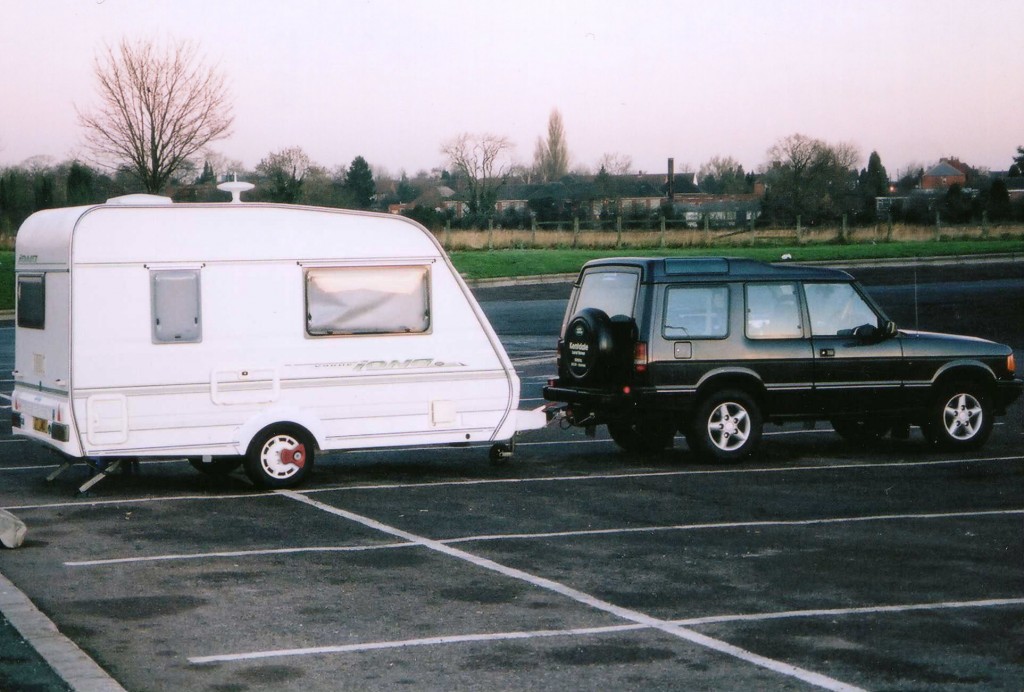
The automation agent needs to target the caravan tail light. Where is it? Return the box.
[633,342,648,373]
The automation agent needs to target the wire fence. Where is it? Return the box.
[434,218,1024,251]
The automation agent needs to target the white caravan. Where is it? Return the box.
[12,184,545,489]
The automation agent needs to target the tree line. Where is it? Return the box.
[3,37,1023,235]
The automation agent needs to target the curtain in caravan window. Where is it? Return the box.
[306,266,430,336]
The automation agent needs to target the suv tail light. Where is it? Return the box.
[634,342,648,373]
[1009,353,1016,375]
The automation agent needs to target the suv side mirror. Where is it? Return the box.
[853,324,879,339]
[853,320,898,340]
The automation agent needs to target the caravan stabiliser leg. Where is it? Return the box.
[488,438,516,466]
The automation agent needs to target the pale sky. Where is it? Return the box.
[2,0,1022,178]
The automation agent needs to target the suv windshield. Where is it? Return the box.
[575,270,639,319]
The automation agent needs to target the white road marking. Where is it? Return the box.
[267,490,864,691]
[188,597,1024,664]
[64,508,1024,568]
[7,454,1023,512]
[66,542,412,567]
[445,508,1024,545]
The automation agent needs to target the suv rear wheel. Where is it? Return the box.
[688,390,763,462]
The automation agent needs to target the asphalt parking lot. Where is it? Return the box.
[1,258,1022,691]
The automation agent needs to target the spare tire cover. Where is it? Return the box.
[564,308,614,381]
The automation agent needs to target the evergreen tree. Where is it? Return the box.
[863,151,888,197]
[1011,146,1024,176]
[197,160,216,184]
[67,161,96,206]
[344,156,375,209]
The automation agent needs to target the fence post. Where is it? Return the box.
[981,210,989,238]
[573,216,580,249]
[840,214,848,243]
[487,219,494,250]
[935,211,941,241]
[886,213,893,242]
[660,216,666,248]
[444,220,451,250]
[616,216,622,248]
[531,218,537,248]
[796,215,803,243]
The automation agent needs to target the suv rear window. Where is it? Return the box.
[575,270,639,319]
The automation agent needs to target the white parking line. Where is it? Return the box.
[269,490,865,692]
[7,454,1023,512]
[188,597,1024,664]
[65,542,412,567]
[64,507,1024,568]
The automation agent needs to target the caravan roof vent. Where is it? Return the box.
[218,180,255,204]
[106,194,174,206]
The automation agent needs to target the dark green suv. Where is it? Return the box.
[543,257,1022,461]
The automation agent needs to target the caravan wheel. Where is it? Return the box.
[244,425,315,489]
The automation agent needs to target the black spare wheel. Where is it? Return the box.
[563,308,617,383]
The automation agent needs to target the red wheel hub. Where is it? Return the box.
[279,443,306,468]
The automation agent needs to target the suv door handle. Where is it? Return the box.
[819,348,835,357]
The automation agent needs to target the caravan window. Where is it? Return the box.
[306,266,430,336]
[151,269,202,343]
[17,274,45,329]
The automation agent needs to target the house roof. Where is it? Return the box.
[923,162,965,178]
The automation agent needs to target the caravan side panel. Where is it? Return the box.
[65,204,520,458]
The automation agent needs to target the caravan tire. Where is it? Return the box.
[244,425,315,489]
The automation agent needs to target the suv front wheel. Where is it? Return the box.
[922,381,993,450]
[688,390,763,462]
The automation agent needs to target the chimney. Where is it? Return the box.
[667,158,675,202]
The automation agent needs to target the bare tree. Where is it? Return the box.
[78,38,234,194]
[698,155,751,194]
[533,109,570,183]
[255,146,313,203]
[597,152,633,176]
[762,133,861,224]
[440,132,514,216]
[199,148,245,183]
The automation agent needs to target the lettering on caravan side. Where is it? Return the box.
[309,358,468,372]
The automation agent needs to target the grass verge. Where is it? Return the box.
[450,238,1024,280]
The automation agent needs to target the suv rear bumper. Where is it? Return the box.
[543,385,626,409]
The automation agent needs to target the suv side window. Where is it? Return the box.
[804,282,879,336]
[663,285,728,338]
[745,283,803,339]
